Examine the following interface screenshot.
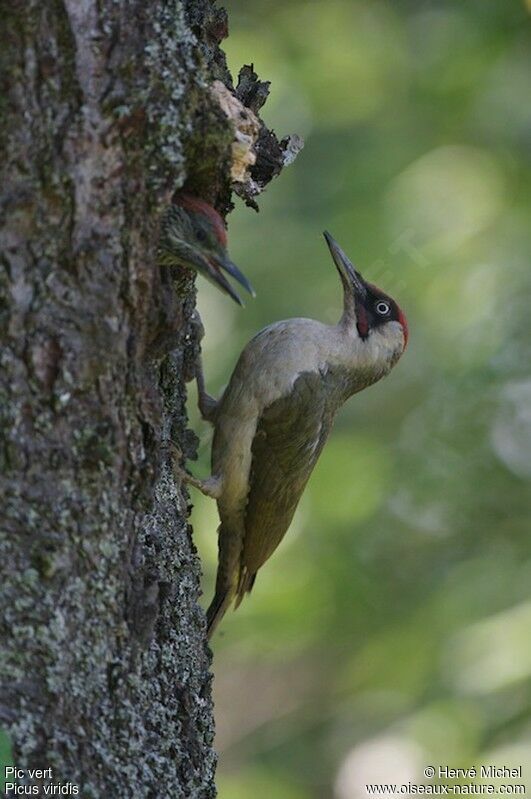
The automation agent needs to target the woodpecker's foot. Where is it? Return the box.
[197,388,218,423]
[178,469,222,500]
[189,311,219,424]
[196,362,219,423]
[169,442,222,499]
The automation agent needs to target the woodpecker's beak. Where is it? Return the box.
[323,231,368,299]
[209,254,256,300]
[194,251,255,307]
[206,265,245,306]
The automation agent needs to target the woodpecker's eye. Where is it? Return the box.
[375,301,391,316]
[196,229,208,244]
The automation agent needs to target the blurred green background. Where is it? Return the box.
[191,1,531,796]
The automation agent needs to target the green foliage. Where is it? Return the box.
[190,1,531,795]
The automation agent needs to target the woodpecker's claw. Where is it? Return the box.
[168,442,223,500]
[323,231,367,298]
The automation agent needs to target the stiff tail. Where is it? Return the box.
[206,521,237,640]
[206,521,259,640]
[206,588,233,640]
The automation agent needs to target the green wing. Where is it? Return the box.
[237,369,341,602]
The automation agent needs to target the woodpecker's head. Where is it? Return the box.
[158,194,254,305]
[324,231,408,363]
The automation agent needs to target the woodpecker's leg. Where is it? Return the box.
[196,353,218,423]
[190,311,219,424]
[180,469,222,499]
[169,443,222,500]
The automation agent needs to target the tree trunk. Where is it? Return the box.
[0,1,298,795]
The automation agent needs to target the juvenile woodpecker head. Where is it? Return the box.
[158,195,254,305]
[324,231,409,360]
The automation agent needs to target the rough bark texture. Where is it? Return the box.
[0,1,298,796]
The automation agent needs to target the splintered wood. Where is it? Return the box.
[211,80,260,183]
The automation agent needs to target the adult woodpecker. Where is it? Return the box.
[179,232,409,639]
[158,194,255,305]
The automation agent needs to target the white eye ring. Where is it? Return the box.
[375,301,390,316]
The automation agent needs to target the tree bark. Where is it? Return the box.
[0,1,298,795]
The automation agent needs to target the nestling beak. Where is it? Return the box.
[188,249,254,307]
[323,231,367,299]
[209,253,256,300]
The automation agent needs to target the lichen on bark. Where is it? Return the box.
[0,0,300,795]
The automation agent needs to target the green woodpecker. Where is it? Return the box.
[179,232,408,639]
[158,194,254,305]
